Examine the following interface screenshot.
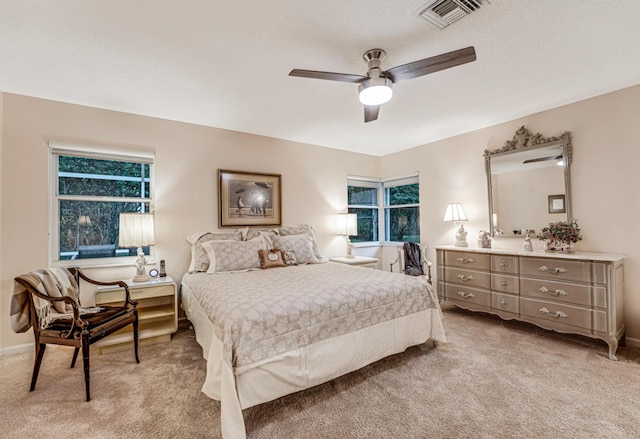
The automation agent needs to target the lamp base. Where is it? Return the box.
[454,241,469,247]
[454,223,468,247]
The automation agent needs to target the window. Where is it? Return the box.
[347,174,419,243]
[347,179,379,242]
[383,176,420,243]
[50,142,154,266]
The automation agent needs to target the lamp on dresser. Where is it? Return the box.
[119,212,155,282]
[443,202,468,247]
[337,213,358,259]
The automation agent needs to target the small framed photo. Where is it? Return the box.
[219,169,282,227]
[548,194,566,214]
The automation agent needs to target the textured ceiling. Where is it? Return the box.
[1,0,639,156]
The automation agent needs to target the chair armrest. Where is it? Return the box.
[70,268,138,308]
[422,251,433,285]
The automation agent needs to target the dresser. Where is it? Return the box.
[435,246,624,360]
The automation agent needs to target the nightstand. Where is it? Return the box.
[330,256,379,269]
[94,276,177,354]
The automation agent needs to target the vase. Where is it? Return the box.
[545,240,574,253]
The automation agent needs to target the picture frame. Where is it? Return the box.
[548,194,566,214]
[218,169,282,227]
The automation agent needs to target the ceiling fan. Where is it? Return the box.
[289,46,476,123]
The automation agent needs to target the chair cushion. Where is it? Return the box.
[44,306,133,332]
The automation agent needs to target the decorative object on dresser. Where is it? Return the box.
[443,202,469,247]
[477,230,491,249]
[118,212,155,282]
[336,212,358,258]
[484,126,572,238]
[436,246,624,360]
[218,169,282,227]
[537,219,582,253]
[94,276,177,354]
[11,267,139,401]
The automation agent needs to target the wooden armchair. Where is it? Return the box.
[389,243,432,284]
[13,267,139,401]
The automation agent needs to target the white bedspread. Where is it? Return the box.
[182,262,446,439]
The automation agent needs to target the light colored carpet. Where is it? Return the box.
[1,304,639,439]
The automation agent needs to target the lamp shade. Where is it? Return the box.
[358,78,393,106]
[337,213,358,236]
[443,203,468,222]
[119,213,155,248]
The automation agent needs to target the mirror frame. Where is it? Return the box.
[484,126,572,237]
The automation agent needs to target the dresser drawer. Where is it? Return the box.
[520,297,599,332]
[491,274,519,294]
[520,278,606,308]
[444,267,491,289]
[492,292,519,315]
[520,257,591,283]
[444,284,491,309]
[491,255,518,274]
[444,251,490,270]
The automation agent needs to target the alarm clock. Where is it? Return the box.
[149,268,159,278]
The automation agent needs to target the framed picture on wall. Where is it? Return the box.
[548,194,566,214]
[218,169,282,227]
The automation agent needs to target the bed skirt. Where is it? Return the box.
[182,282,447,439]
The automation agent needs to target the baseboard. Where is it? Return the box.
[625,336,640,349]
[0,342,33,358]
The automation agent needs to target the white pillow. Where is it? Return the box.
[186,231,243,273]
[277,224,326,262]
[271,234,318,264]
[202,237,267,273]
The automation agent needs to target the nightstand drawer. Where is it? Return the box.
[96,284,175,303]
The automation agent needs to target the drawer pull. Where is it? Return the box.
[538,286,568,297]
[539,307,568,319]
[456,257,475,264]
[500,280,508,289]
[500,298,509,308]
[456,274,475,282]
[499,259,508,270]
[457,291,476,299]
[538,265,568,275]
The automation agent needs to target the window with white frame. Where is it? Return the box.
[50,142,154,266]
[347,178,379,242]
[383,175,420,243]
[347,174,419,243]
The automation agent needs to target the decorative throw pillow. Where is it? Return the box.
[271,234,318,264]
[186,231,243,272]
[277,224,326,262]
[283,250,298,266]
[258,249,286,269]
[202,237,267,273]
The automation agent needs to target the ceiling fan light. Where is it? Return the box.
[358,78,393,106]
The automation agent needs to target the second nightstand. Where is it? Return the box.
[330,256,379,269]
[94,276,177,354]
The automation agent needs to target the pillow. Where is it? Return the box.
[271,234,318,264]
[186,231,243,272]
[283,250,298,266]
[277,224,326,262]
[202,237,267,273]
[245,228,277,241]
[258,249,286,269]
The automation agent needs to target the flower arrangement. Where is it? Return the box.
[537,220,582,252]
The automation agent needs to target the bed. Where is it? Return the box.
[180,227,447,439]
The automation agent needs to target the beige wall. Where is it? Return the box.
[2,84,639,351]
[0,93,380,351]
[381,84,640,343]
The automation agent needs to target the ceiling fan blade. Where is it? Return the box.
[289,69,367,83]
[384,46,476,83]
[364,105,380,123]
[523,155,562,164]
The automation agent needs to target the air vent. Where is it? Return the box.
[418,0,488,29]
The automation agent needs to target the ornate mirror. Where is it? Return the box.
[484,126,572,237]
